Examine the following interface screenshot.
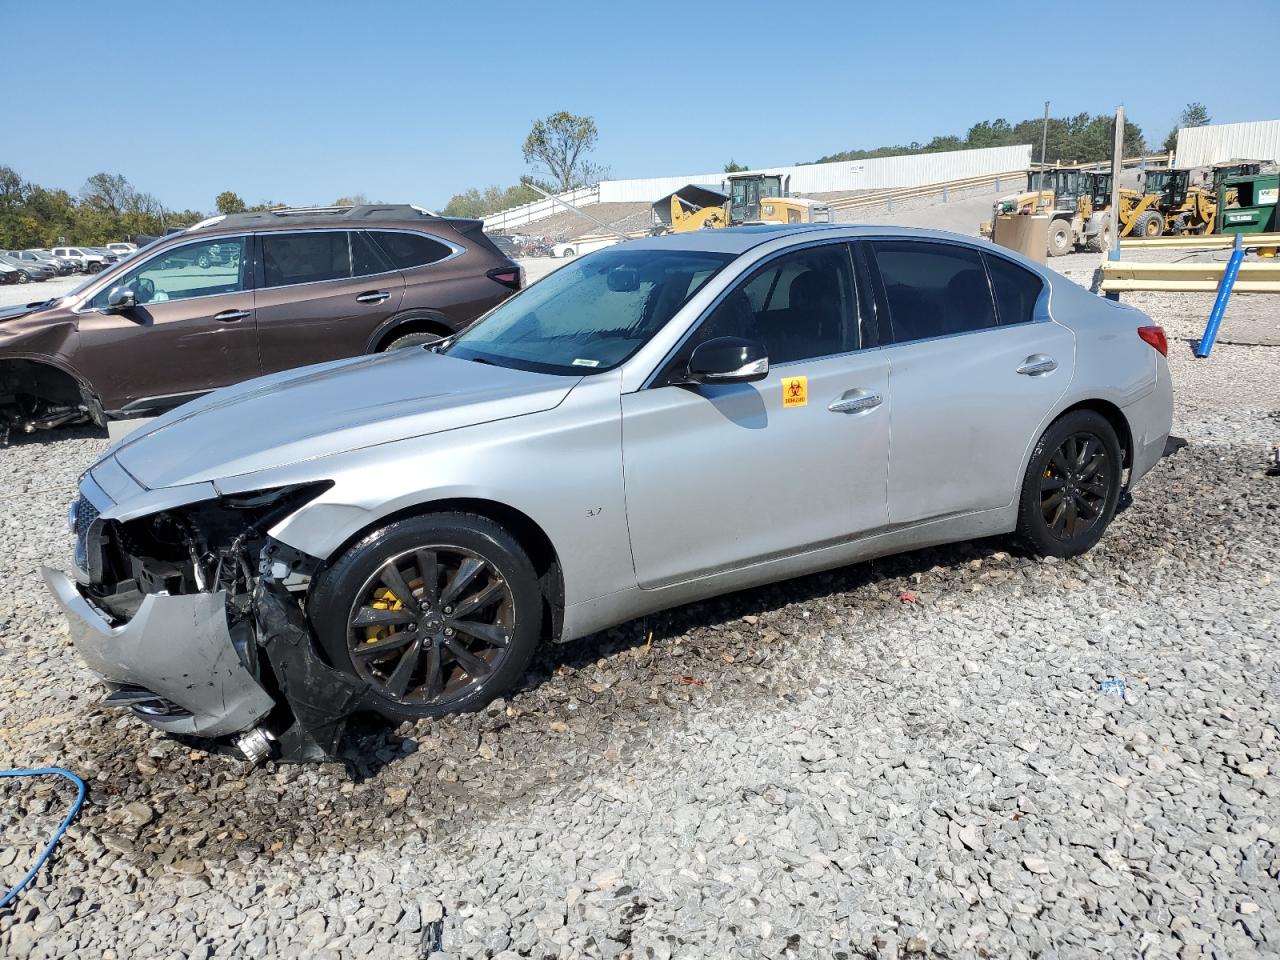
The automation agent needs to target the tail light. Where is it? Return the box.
[1137,325,1167,356]
[487,266,522,291]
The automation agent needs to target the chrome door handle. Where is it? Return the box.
[828,389,883,414]
[1017,355,1058,376]
[213,309,250,323]
[356,290,391,304]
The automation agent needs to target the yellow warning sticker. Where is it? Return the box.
[782,375,808,408]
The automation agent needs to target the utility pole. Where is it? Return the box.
[1109,105,1125,263]
[1038,101,1050,191]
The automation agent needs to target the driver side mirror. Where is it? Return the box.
[105,285,136,313]
[684,336,769,384]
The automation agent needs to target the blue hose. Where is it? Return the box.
[0,768,87,911]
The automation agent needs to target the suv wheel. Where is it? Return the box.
[308,513,543,721]
[196,253,211,269]
[383,331,444,352]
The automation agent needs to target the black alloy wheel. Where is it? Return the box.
[346,546,515,705]
[1017,409,1123,558]
[309,512,543,721]
[1038,432,1115,541]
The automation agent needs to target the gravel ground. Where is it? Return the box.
[1,259,1278,958]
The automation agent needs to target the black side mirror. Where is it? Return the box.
[105,285,136,312]
[685,336,769,384]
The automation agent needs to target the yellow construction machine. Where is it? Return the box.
[983,168,1111,255]
[652,177,832,234]
[651,185,732,234]
[1115,169,1218,238]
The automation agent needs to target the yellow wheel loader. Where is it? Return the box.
[1116,169,1217,239]
[983,168,1110,256]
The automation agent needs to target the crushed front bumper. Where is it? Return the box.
[42,567,276,738]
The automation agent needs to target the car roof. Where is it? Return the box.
[191,203,455,233]
[619,223,1001,254]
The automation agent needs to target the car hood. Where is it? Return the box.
[109,349,579,489]
[0,302,43,323]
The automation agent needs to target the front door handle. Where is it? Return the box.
[828,389,883,414]
[213,309,250,323]
[356,290,391,304]
[1017,354,1058,376]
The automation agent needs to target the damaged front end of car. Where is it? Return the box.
[44,476,377,764]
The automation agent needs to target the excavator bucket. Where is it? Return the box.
[652,184,731,232]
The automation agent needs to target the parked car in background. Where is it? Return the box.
[88,247,121,266]
[106,242,138,259]
[487,234,519,258]
[0,203,521,440]
[0,262,17,285]
[51,246,109,273]
[27,249,82,273]
[553,234,624,258]
[7,250,73,276]
[41,224,1172,762]
[0,253,53,282]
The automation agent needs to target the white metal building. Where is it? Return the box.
[595,144,1032,203]
[1175,120,1280,168]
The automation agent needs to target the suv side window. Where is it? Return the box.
[871,240,996,343]
[352,231,391,276]
[88,236,248,309]
[983,253,1043,325]
[262,231,351,287]
[370,231,453,270]
[679,244,859,371]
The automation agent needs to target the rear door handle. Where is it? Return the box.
[1017,354,1058,376]
[213,309,250,323]
[828,389,883,414]
[356,290,391,304]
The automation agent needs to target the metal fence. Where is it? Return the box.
[482,185,599,233]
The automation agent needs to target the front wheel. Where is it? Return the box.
[1047,219,1073,257]
[196,254,211,269]
[308,513,543,722]
[1016,409,1123,558]
[16,271,29,284]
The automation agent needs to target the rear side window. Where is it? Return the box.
[872,240,996,343]
[371,231,453,269]
[984,253,1043,325]
[352,232,389,276]
[262,232,350,287]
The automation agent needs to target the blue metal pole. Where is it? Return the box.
[1104,215,1122,301]
[1196,233,1245,358]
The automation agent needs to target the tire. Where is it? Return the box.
[16,271,29,284]
[1085,221,1111,253]
[561,248,575,258]
[382,330,444,352]
[1016,409,1123,559]
[308,512,543,722]
[1047,219,1073,257]
[1133,210,1163,239]
[87,262,102,274]
[196,254,211,269]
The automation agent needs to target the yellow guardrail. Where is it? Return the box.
[1100,260,1280,293]
[1121,232,1280,250]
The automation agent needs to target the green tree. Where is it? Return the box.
[724,159,748,173]
[1162,102,1211,153]
[522,111,604,192]
[215,191,246,214]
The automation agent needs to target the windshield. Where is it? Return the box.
[443,247,733,375]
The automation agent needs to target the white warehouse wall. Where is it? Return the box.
[1175,120,1280,168]
[596,144,1033,203]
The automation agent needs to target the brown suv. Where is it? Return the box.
[0,204,521,441]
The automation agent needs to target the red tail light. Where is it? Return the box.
[487,266,522,290]
[1137,325,1167,356]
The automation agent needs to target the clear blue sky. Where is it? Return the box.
[4,0,1273,214]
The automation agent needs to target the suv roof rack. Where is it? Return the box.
[189,203,441,232]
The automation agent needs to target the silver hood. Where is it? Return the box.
[108,349,578,489]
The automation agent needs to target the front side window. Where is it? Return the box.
[872,240,996,343]
[683,244,859,367]
[88,236,247,308]
[984,254,1043,326]
[262,231,350,287]
[444,247,731,375]
[371,231,453,270]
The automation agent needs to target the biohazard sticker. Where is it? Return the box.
[782,375,808,408]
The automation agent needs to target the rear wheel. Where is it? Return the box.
[309,513,542,722]
[1086,220,1112,253]
[196,253,211,269]
[1133,210,1163,238]
[382,330,444,352]
[1016,410,1123,558]
[15,271,29,284]
[1047,219,1073,257]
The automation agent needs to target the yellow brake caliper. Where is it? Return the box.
[366,587,404,645]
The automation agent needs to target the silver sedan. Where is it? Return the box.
[45,224,1173,762]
